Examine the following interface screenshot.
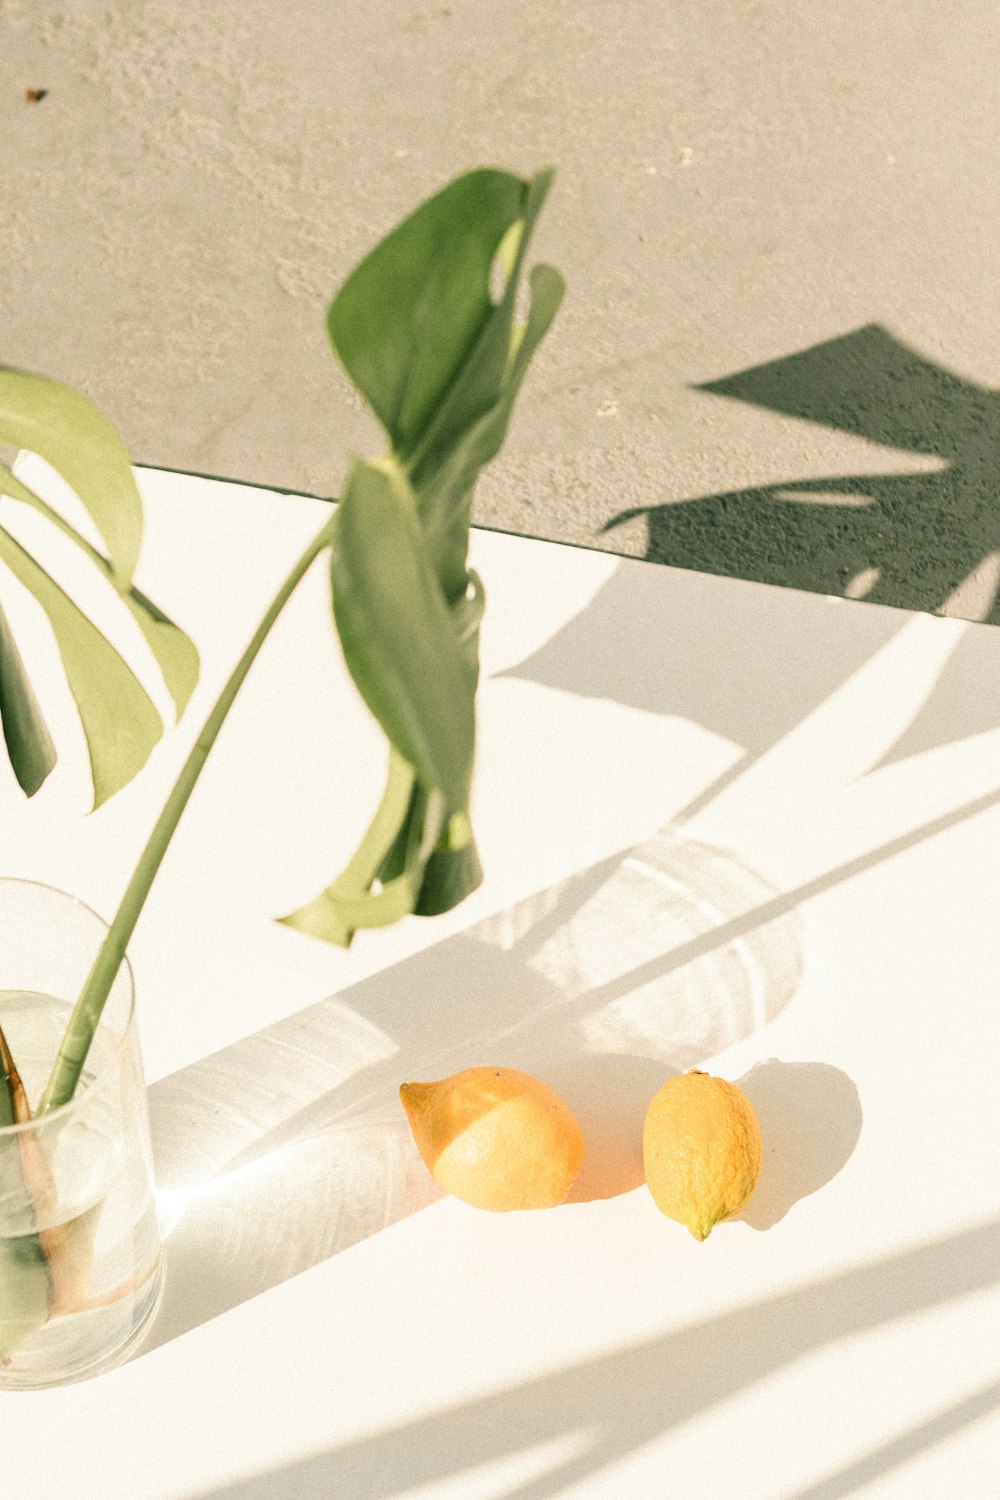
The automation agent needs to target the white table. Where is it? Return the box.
[2,466,998,1497]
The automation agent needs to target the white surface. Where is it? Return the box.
[0,467,998,1497]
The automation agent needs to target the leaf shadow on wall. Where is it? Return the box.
[605,324,1000,622]
[735,1059,863,1231]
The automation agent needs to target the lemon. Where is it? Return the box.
[642,1070,762,1239]
[400,1066,585,1211]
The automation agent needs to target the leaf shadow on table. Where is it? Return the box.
[498,546,908,826]
[604,324,1000,623]
[144,827,809,1353]
[183,1214,1000,1500]
[501,552,1000,832]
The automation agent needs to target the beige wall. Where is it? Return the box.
[3,0,998,618]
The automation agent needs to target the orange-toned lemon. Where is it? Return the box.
[400,1066,585,1211]
[642,1070,762,1240]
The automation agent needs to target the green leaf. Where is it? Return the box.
[280,765,476,948]
[2,466,199,719]
[292,165,563,949]
[374,795,482,918]
[0,530,163,808]
[0,598,56,796]
[0,1231,50,1360]
[0,460,50,510]
[123,586,200,720]
[279,747,416,946]
[376,778,425,884]
[0,369,143,586]
[327,169,528,458]
[337,747,417,893]
[281,784,448,947]
[331,458,475,811]
[415,813,484,916]
[414,260,565,596]
[279,871,416,944]
[407,171,557,493]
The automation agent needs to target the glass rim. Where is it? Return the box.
[0,875,137,1136]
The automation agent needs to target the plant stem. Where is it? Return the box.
[37,513,337,1115]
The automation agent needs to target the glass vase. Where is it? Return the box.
[0,878,162,1389]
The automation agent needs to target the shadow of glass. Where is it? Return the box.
[604,324,1000,624]
[181,1215,1000,1500]
[489,831,804,1202]
[144,830,803,1350]
[735,1059,863,1231]
[554,1053,671,1200]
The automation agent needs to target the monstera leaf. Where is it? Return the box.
[282,166,564,945]
[0,370,199,807]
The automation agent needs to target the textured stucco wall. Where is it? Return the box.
[3,0,999,618]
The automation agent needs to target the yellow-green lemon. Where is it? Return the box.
[642,1070,762,1240]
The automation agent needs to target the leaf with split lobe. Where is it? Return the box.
[414,259,565,600]
[0,528,163,809]
[2,464,200,721]
[285,166,563,948]
[279,747,416,946]
[282,779,450,949]
[407,172,560,495]
[0,597,56,796]
[122,584,200,721]
[0,369,143,587]
[328,169,528,459]
[330,457,475,813]
[327,167,560,607]
[414,814,484,917]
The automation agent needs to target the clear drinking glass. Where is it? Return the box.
[0,878,162,1389]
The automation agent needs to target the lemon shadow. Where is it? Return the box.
[555,1054,675,1202]
[735,1059,863,1230]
